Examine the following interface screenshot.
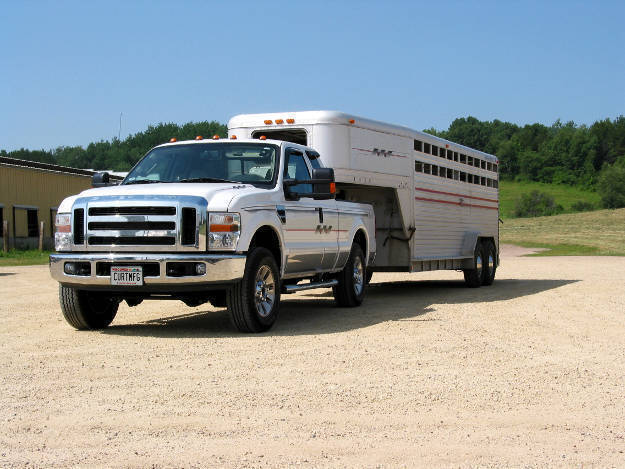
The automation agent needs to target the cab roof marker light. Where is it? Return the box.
[286,118,295,124]
[264,119,273,125]
[195,135,203,140]
[230,135,237,139]
[349,119,355,124]
[212,135,220,140]
[169,137,177,142]
[275,119,284,124]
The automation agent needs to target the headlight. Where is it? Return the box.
[208,212,240,250]
[55,213,72,251]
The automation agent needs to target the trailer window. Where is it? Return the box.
[481,160,487,169]
[431,164,438,176]
[439,167,446,178]
[493,179,499,188]
[467,174,473,183]
[493,164,498,172]
[423,142,431,154]
[431,145,438,157]
[447,150,453,160]
[460,154,466,163]
[423,163,431,174]
[487,162,492,171]
[453,151,458,162]
[252,129,307,145]
[473,175,480,185]
[453,170,459,180]
[447,169,453,179]
[460,172,466,182]
[415,161,423,172]
[414,140,423,152]
[467,156,473,166]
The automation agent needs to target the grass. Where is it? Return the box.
[0,249,52,267]
[501,208,625,256]
[499,180,600,219]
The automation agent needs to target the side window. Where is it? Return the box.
[284,150,312,195]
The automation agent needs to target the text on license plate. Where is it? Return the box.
[111,266,143,286]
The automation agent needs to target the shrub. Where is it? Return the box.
[597,158,625,209]
[513,190,564,217]
[570,201,596,212]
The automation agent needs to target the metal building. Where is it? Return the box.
[0,157,118,249]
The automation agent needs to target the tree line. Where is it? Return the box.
[1,121,227,171]
[2,116,624,193]
[427,115,625,187]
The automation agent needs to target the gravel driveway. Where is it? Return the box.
[1,248,624,467]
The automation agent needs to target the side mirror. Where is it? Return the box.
[92,172,111,188]
[311,168,335,200]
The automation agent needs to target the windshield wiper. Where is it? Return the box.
[123,179,165,185]
[178,177,239,184]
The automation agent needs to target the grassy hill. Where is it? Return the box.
[499,181,600,219]
[501,208,625,256]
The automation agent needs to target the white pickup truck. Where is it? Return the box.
[50,137,376,332]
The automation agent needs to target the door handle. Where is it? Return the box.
[316,207,323,223]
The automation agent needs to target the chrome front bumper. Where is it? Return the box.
[49,252,246,287]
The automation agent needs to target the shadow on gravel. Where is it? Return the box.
[101,278,578,338]
[0,272,16,277]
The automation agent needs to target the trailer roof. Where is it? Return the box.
[228,110,498,163]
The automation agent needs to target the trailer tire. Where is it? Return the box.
[59,286,119,330]
[482,240,497,286]
[226,247,280,333]
[333,244,366,307]
[463,242,485,288]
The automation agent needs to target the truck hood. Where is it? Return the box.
[57,182,257,213]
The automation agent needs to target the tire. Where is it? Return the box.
[463,242,485,288]
[226,247,280,333]
[482,240,497,286]
[59,286,119,330]
[333,244,366,307]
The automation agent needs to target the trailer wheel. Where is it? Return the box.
[333,244,366,307]
[482,240,497,286]
[463,242,485,288]
[59,286,119,330]
[226,247,280,333]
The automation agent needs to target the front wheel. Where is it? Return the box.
[333,244,366,307]
[226,247,280,333]
[59,286,119,330]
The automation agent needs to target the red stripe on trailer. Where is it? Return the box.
[414,196,498,210]
[414,186,498,203]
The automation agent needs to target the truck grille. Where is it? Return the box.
[74,196,207,252]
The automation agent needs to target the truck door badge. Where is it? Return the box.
[316,225,333,234]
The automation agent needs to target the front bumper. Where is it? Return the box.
[49,252,246,288]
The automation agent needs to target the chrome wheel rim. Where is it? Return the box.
[254,265,275,318]
[476,254,483,276]
[353,256,364,296]
[488,253,494,272]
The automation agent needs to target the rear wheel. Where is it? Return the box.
[482,241,497,286]
[227,247,280,333]
[333,244,366,307]
[463,242,485,288]
[59,286,119,330]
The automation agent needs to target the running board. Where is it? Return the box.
[283,279,338,293]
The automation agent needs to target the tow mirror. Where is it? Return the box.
[311,168,335,200]
[92,172,111,188]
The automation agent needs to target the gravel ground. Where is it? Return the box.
[1,247,625,468]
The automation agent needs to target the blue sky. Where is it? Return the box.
[1,0,624,151]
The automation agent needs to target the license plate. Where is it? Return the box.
[110,266,143,286]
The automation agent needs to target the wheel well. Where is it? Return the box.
[353,229,367,256]
[249,226,282,269]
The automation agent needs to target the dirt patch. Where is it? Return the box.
[500,243,549,257]
[1,257,625,467]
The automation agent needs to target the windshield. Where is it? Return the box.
[123,143,279,186]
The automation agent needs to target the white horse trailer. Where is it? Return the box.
[228,111,500,286]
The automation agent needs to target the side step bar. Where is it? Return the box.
[283,279,338,293]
